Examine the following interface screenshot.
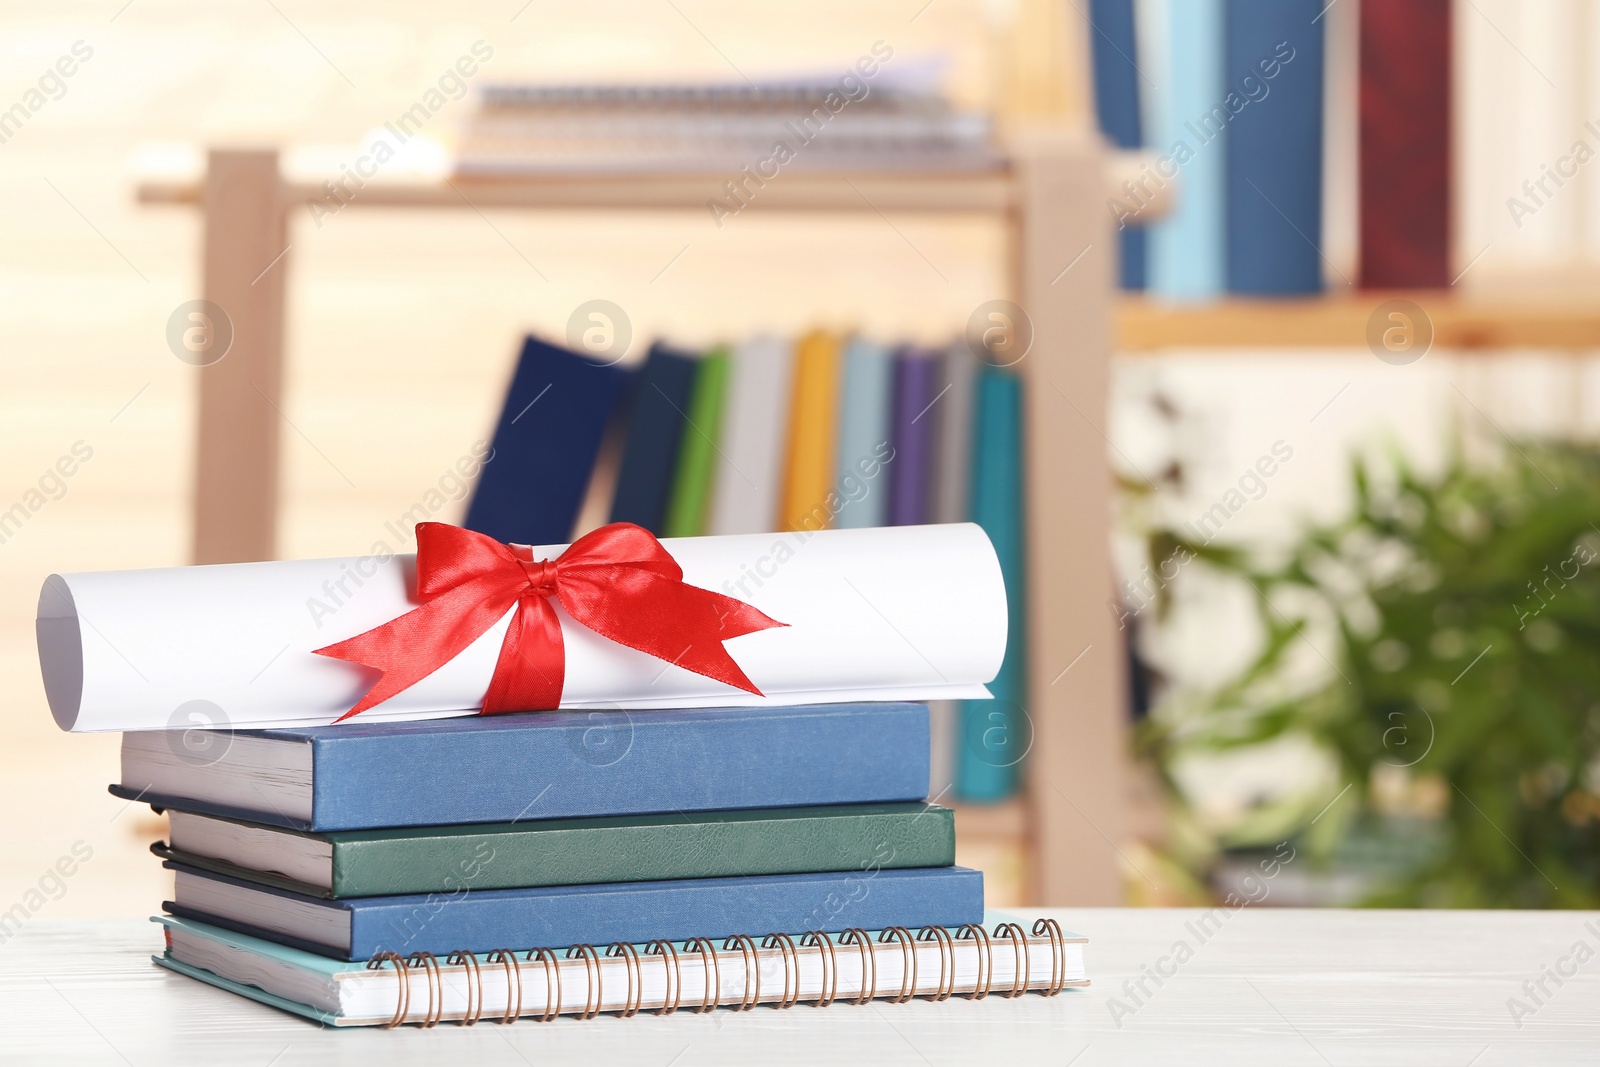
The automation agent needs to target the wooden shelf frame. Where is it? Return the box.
[138,137,1131,907]
[1117,294,1600,352]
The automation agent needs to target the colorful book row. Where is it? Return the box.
[462,334,1028,802]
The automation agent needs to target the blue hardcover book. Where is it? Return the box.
[1144,0,1227,299]
[462,336,630,546]
[164,863,985,960]
[113,703,931,832]
[1224,0,1325,294]
[1089,0,1147,290]
[956,367,1026,802]
[609,342,700,533]
[833,338,893,529]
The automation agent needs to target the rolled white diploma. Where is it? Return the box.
[37,523,1006,732]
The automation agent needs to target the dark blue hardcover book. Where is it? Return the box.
[463,335,630,545]
[112,703,930,832]
[608,342,699,533]
[1224,0,1326,294]
[1089,0,1147,290]
[164,863,984,961]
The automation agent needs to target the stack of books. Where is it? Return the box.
[121,704,1085,1025]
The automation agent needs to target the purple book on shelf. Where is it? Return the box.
[888,348,939,526]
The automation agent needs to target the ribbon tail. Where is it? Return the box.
[482,594,565,714]
[315,575,518,722]
[562,572,785,697]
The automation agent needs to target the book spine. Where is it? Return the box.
[663,347,730,537]
[1358,0,1451,287]
[310,704,932,831]
[1090,0,1148,290]
[1224,0,1326,295]
[463,337,628,545]
[956,367,1026,801]
[832,339,893,529]
[706,336,793,534]
[887,348,939,527]
[609,344,700,533]
[346,867,984,960]
[329,806,957,897]
[1145,0,1227,299]
[779,331,842,532]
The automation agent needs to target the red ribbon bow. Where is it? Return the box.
[315,522,786,722]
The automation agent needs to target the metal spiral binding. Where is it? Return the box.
[566,944,602,1019]
[607,942,644,1018]
[800,931,838,1007]
[526,947,562,1022]
[683,937,721,1013]
[723,934,760,1010]
[363,919,1072,1025]
[405,952,444,1027]
[839,929,876,1004]
[369,952,409,1028]
[484,949,521,1023]
[1032,918,1067,996]
[993,923,1029,999]
[955,924,993,1000]
[878,927,917,1003]
[762,933,801,1009]
[445,951,484,1025]
[917,925,956,1001]
[646,940,682,1016]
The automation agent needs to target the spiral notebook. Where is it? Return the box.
[155,914,1086,1027]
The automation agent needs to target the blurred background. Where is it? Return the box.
[6,0,1600,920]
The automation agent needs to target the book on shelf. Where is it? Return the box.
[609,341,699,534]
[162,862,985,961]
[155,913,1086,1026]
[779,330,842,532]
[957,364,1026,802]
[1089,0,1148,291]
[111,703,932,832]
[833,337,893,529]
[1223,0,1326,295]
[1358,0,1451,288]
[152,803,956,899]
[463,335,629,546]
[887,347,939,527]
[1140,0,1227,300]
[663,344,730,537]
[706,334,793,534]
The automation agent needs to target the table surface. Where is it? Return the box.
[3,909,1598,1065]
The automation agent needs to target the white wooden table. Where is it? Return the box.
[4,909,1597,1064]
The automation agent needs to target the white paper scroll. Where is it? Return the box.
[38,523,1006,732]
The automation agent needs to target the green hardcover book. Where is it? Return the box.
[663,345,730,537]
[153,802,955,898]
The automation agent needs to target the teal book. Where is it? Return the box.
[956,365,1026,801]
[833,337,893,528]
[1142,0,1226,300]
[153,912,1086,1024]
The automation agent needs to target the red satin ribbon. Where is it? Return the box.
[315,522,786,722]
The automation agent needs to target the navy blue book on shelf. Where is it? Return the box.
[608,342,699,534]
[112,703,931,832]
[1224,0,1326,295]
[163,863,985,960]
[1088,0,1147,290]
[462,335,630,546]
